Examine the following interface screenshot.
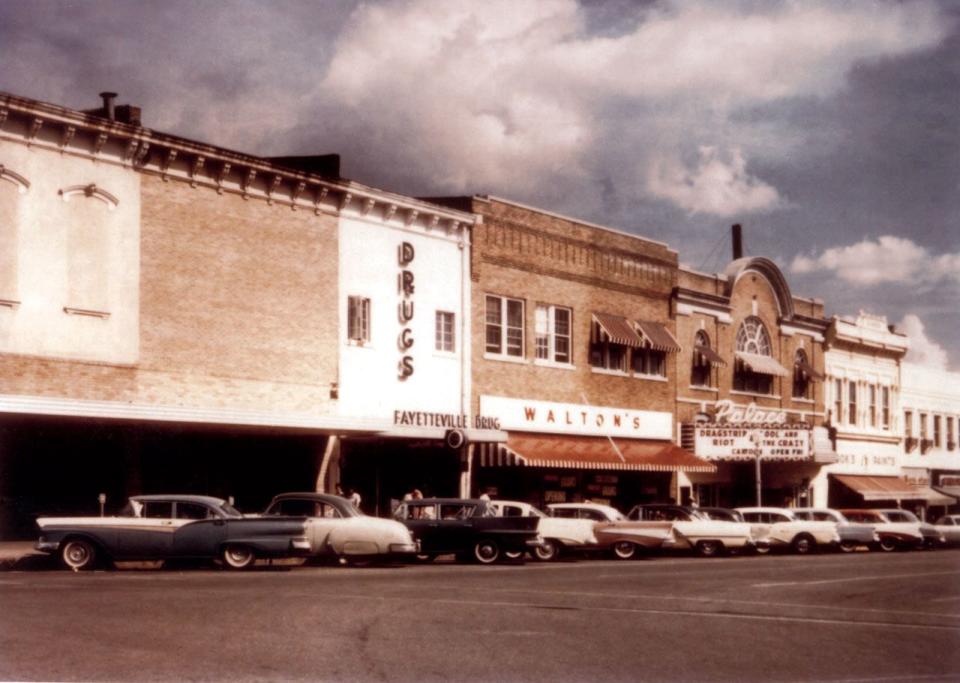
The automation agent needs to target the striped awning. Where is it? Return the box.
[694,344,727,367]
[592,313,644,347]
[795,359,825,381]
[735,351,790,377]
[634,320,681,353]
[478,433,716,473]
[833,474,927,501]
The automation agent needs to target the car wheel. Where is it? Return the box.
[754,543,771,555]
[696,540,723,558]
[839,540,859,553]
[612,541,637,560]
[504,551,525,560]
[60,538,97,571]
[533,540,560,562]
[414,553,436,563]
[473,539,500,564]
[221,545,256,570]
[792,535,815,555]
[878,536,899,552]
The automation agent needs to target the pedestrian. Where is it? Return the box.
[347,487,361,510]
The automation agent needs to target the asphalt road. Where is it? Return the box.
[1,550,958,683]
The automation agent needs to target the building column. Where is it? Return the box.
[316,436,340,493]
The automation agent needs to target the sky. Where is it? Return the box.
[1,0,957,368]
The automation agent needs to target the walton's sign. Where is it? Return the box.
[480,395,672,439]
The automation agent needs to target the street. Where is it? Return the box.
[1,550,958,682]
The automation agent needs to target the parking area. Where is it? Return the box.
[1,549,958,682]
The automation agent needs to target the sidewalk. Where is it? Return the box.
[0,541,45,570]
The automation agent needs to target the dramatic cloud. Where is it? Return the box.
[899,314,949,371]
[790,236,960,286]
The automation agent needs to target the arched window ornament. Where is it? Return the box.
[736,316,772,356]
[0,165,30,194]
[58,184,119,210]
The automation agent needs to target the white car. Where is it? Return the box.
[627,505,755,557]
[873,509,944,549]
[791,508,879,552]
[736,507,841,554]
[488,501,598,561]
[547,502,674,560]
[840,509,924,551]
[264,493,418,561]
[933,514,960,546]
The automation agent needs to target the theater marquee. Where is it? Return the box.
[479,395,672,439]
[694,424,812,461]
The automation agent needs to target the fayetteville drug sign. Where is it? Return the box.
[694,424,812,461]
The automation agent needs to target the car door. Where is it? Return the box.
[171,502,226,558]
[398,503,441,552]
[114,500,176,558]
[434,503,477,553]
[268,499,339,555]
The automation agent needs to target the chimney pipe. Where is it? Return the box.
[99,91,118,121]
[732,223,743,260]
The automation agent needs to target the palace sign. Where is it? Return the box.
[480,395,672,439]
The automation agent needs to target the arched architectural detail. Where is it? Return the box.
[723,256,795,319]
[0,165,30,194]
[58,183,119,210]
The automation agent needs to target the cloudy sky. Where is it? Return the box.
[2,0,957,368]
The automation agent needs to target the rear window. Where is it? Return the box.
[176,503,214,520]
[142,502,173,519]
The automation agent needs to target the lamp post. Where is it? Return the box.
[750,433,762,506]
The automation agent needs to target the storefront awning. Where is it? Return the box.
[795,359,825,382]
[913,486,957,506]
[735,351,790,377]
[833,474,928,501]
[694,344,727,367]
[592,313,644,347]
[635,320,682,353]
[935,485,960,502]
[478,433,716,473]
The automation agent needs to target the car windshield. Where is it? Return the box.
[882,511,918,523]
[219,502,243,518]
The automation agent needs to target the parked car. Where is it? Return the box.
[547,502,673,560]
[696,507,746,523]
[735,507,841,554]
[487,500,597,561]
[932,514,960,546]
[263,492,417,562]
[627,504,755,557]
[790,508,879,552]
[393,498,542,564]
[838,509,924,551]
[36,494,311,570]
[872,509,944,549]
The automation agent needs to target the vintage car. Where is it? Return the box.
[547,502,673,560]
[263,492,418,562]
[696,507,746,523]
[932,514,960,546]
[790,508,879,552]
[840,509,924,551]
[627,504,755,557]
[487,500,598,561]
[735,507,841,554]
[36,494,310,570]
[393,498,542,564]
[872,509,945,549]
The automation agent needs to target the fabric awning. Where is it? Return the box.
[635,320,682,353]
[833,474,927,501]
[935,485,960,501]
[735,351,790,377]
[592,313,644,347]
[694,344,727,367]
[913,486,957,506]
[795,359,825,382]
[478,433,716,473]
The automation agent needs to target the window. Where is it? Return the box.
[920,413,928,440]
[792,349,811,399]
[590,342,627,372]
[435,311,455,352]
[934,415,942,448]
[535,304,571,364]
[176,503,214,520]
[833,379,843,424]
[734,316,773,394]
[0,173,25,303]
[64,190,118,315]
[869,385,877,428]
[632,347,666,377]
[882,387,890,430]
[347,296,370,344]
[948,417,956,449]
[485,295,524,357]
[142,501,173,519]
[848,382,857,426]
[691,331,712,387]
[905,410,913,438]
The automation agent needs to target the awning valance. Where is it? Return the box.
[795,359,825,382]
[913,486,957,506]
[694,344,727,367]
[635,320,681,353]
[735,351,790,377]
[592,313,644,347]
[478,433,716,473]
[833,474,927,501]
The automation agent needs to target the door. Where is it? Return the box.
[114,500,176,558]
[171,502,226,558]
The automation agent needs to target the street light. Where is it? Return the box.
[749,433,762,506]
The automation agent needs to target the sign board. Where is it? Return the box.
[694,424,811,461]
[479,395,672,440]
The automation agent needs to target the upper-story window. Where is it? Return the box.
[0,167,29,304]
[535,304,571,364]
[62,184,120,316]
[485,294,524,358]
[632,346,666,377]
[882,386,890,430]
[920,413,928,440]
[848,382,858,426]
[435,311,455,353]
[868,385,877,428]
[905,410,913,438]
[792,349,811,400]
[347,295,371,344]
[948,416,956,450]
[833,378,843,424]
[733,316,780,394]
[934,415,942,448]
[589,313,632,373]
[691,330,714,387]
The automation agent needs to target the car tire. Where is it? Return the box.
[696,540,723,558]
[504,551,525,560]
[792,534,815,555]
[414,553,436,563]
[473,539,500,564]
[612,541,637,560]
[753,543,771,555]
[60,538,97,571]
[533,540,560,562]
[878,536,899,552]
[839,540,859,553]
[221,545,256,570]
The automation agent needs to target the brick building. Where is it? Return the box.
[427,196,715,510]
[0,91,477,536]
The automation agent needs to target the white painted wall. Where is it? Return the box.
[901,362,960,473]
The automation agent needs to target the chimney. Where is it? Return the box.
[99,91,118,121]
[732,223,743,260]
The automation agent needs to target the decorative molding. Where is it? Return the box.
[59,125,76,151]
[63,306,111,319]
[58,183,119,210]
[340,192,353,210]
[290,181,306,208]
[132,140,150,167]
[384,204,397,222]
[0,165,30,194]
[189,156,205,187]
[0,109,7,129]
[216,161,231,193]
[266,174,281,204]
[779,324,825,342]
[0,298,20,309]
[160,148,177,180]
[91,131,108,157]
[676,302,733,324]
[406,209,419,226]
[362,197,375,215]
[123,139,139,166]
[313,186,328,214]
[27,117,42,145]
[428,215,440,230]
[241,167,256,199]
